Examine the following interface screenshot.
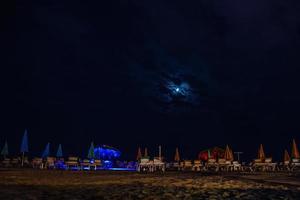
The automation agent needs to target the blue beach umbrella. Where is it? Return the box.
[20,129,29,166]
[42,143,50,158]
[20,129,29,153]
[56,144,63,158]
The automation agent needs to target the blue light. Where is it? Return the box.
[108,168,136,171]
[166,81,190,96]
[94,145,121,161]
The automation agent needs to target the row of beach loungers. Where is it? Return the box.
[1,157,299,172]
[166,158,300,172]
[0,157,103,170]
[0,156,138,170]
[136,158,300,172]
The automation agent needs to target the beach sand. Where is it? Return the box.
[0,169,299,199]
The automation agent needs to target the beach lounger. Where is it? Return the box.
[291,159,300,171]
[1,158,11,167]
[192,160,203,171]
[171,162,180,171]
[153,157,165,172]
[232,161,242,171]
[206,158,218,171]
[81,159,91,170]
[55,158,65,169]
[22,157,30,167]
[179,161,184,171]
[45,157,56,169]
[265,158,277,171]
[10,158,20,167]
[181,160,192,171]
[89,159,101,170]
[32,157,43,169]
[251,159,263,171]
[65,157,79,170]
[217,159,228,171]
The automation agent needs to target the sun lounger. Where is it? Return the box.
[217,159,235,171]
[291,159,300,171]
[32,157,43,169]
[170,162,180,171]
[251,159,265,171]
[126,161,137,170]
[65,157,79,170]
[45,157,56,169]
[1,158,11,167]
[206,158,218,171]
[232,161,242,171]
[192,160,203,171]
[265,158,277,171]
[181,160,192,171]
[138,158,153,172]
[10,158,20,167]
[153,157,165,172]
[81,159,91,170]
[55,158,65,169]
[284,161,290,170]
[251,158,276,171]
[22,157,30,167]
[89,159,101,170]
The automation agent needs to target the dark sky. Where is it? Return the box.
[2,0,300,161]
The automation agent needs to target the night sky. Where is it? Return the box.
[2,0,300,161]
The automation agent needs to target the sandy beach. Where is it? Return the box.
[0,169,299,199]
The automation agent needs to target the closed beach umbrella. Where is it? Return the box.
[136,147,142,160]
[291,139,299,159]
[87,142,95,159]
[144,148,148,157]
[1,141,9,158]
[229,147,234,161]
[42,143,50,158]
[20,129,29,153]
[258,144,265,160]
[174,147,180,162]
[284,149,290,162]
[20,129,29,166]
[56,144,63,158]
[224,145,233,161]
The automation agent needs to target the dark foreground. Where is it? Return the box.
[0,169,299,200]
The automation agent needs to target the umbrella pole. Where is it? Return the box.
[21,152,24,167]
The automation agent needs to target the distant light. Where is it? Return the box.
[176,88,180,92]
